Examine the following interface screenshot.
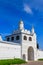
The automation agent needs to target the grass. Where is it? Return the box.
[0,58,26,65]
[38,59,43,61]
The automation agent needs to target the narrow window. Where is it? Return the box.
[23,54,26,60]
[11,37,14,41]
[37,43,39,49]
[29,37,32,41]
[7,37,9,41]
[24,36,27,40]
[16,36,19,40]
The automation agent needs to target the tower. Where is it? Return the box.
[18,20,24,30]
[20,23,37,61]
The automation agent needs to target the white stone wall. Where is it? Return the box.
[37,49,43,60]
[0,41,21,59]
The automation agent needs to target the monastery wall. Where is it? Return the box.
[37,49,43,60]
[0,41,21,59]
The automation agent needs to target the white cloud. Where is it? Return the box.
[23,0,43,12]
[23,4,33,14]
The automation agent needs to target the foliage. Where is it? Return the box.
[38,59,43,61]
[0,58,26,65]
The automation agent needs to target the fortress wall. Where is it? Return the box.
[0,41,21,59]
[37,49,43,60]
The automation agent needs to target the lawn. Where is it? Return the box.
[38,59,43,61]
[0,58,26,65]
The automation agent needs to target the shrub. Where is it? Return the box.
[38,59,43,61]
[0,58,26,65]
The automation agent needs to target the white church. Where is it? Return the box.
[0,20,43,61]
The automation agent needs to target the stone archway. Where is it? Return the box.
[28,47,34,61]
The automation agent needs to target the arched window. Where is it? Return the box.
[24,36,27,40]
[11,37,14,41]
[29,37,32,41]
[16,36,19,40]
[7,37,9,41]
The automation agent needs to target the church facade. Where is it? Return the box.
[0,20,43,61]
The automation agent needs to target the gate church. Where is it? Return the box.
[0,20,43,61]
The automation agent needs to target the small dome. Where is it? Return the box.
[19,20,23,24]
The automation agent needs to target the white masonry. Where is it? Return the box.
[0,20,43,61]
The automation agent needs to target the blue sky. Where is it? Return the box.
[0,0,43,49]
